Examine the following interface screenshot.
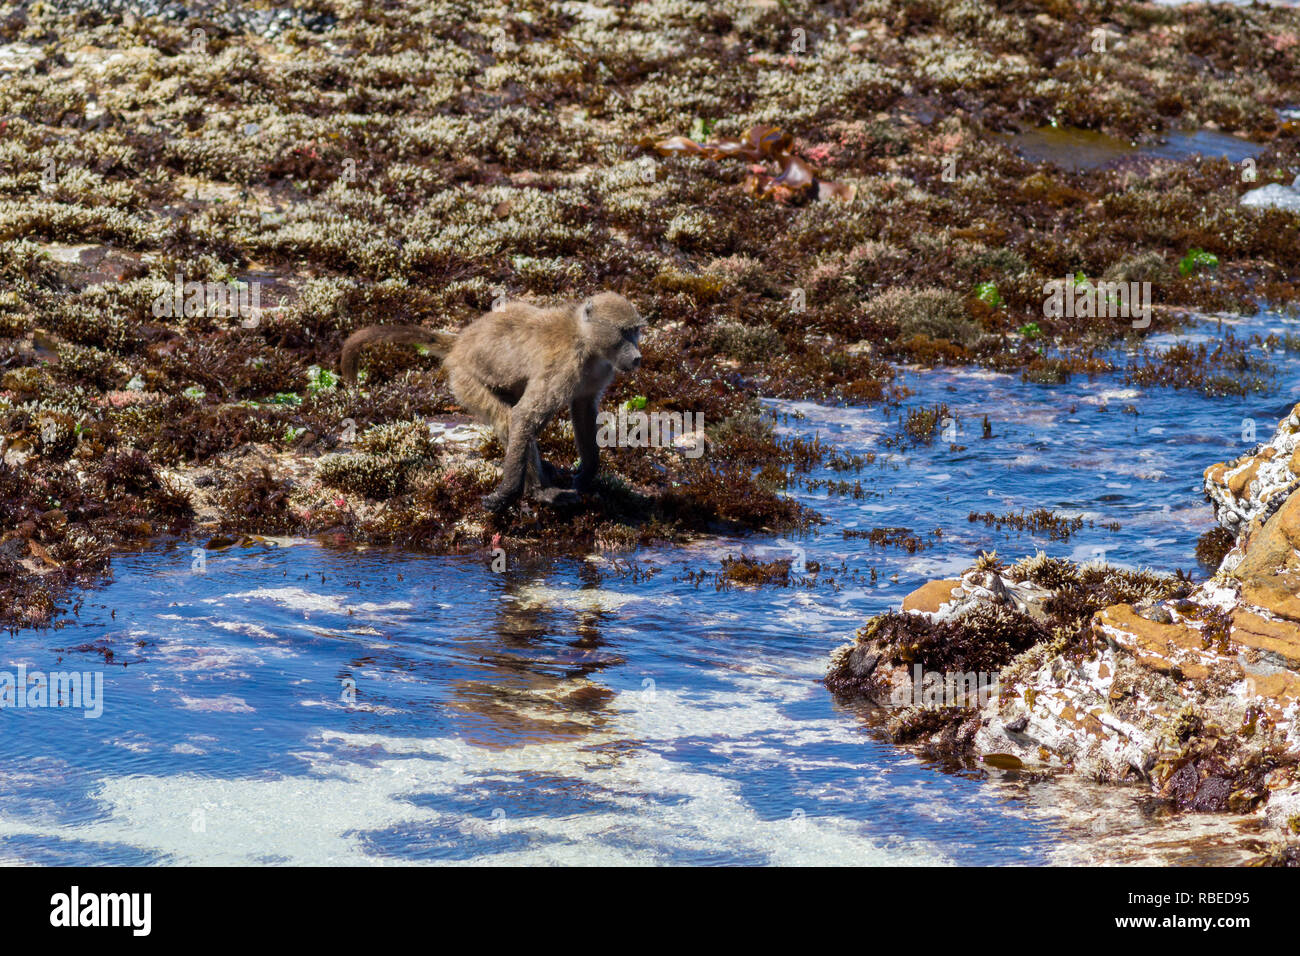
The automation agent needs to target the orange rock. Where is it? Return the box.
[1231,609,1300,666]
[901,578,962,614]
[1234,492,1300,621]
[1245,672,1300,708]
[1227,458,1262,498]
[1094,604,1210,680]
[1241,582,1300,623]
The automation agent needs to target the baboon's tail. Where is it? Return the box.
[340,325,457,384]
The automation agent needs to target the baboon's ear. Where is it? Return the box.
[580,299,594,322]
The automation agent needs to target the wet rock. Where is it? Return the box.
[828,405,1300,846]
[1134,601,1173,624]
[846,646,879,679]
[900,578,961,614]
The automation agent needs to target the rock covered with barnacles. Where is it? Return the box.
[827,405,1300,850]
[1203,403,1300,541]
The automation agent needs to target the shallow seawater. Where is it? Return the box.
[3,310,1297,865]
[1006,125,1264,171]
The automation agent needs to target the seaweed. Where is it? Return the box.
[3,0,1300,625]
[1196,525,1236,571]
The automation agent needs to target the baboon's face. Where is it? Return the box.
[584,293,645,374]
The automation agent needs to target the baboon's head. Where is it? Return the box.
[581,292,645,373]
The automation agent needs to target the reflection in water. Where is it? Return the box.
[1005,126,1137,170]
[0,311,1295,864]
[446,566,622,749]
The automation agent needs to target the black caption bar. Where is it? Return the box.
[0,865,1283,943]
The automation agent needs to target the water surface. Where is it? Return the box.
[1007,125,1265,171]
[2,310,1296,865]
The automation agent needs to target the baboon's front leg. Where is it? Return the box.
[571,395,600,492]
[526,434,581,505]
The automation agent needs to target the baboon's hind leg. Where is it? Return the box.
[449,369,511,441]
[450,371,558,506]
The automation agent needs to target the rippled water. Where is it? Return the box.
[3,310,1297,865]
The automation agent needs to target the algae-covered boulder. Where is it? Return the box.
[827,406,1300,854]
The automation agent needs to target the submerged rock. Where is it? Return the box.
[828,404,1300,853]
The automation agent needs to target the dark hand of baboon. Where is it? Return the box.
[340,292,645,512]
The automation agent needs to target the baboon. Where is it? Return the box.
[340,293,645,512]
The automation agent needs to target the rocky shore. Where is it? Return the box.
[827,403,1300,861]
[7,0,1300,626]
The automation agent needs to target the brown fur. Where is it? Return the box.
[340,292,645,511]
[339,325,456,382]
